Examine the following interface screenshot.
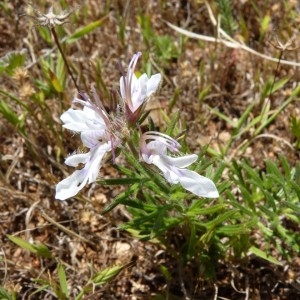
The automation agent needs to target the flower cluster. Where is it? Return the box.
[55,52,219,200]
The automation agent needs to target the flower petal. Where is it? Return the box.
[61,107,106,132]
[55,142,111,200]
[146,73,161,97]
[81,130,105,148]
[178,169,219,198]
[141,136,219,198]
[119,76,125,100]
[143,152,179,184]
[65,152,90,167]
[86,142,111,183]
[163,154,198,168]
[55,169,88,200]
[131,74,147,111]
[143,140,167,157]
[61,109,90,132]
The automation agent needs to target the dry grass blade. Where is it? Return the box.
[40,211,97,248]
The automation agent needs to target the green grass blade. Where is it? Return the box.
[249,246,282,265]
[58,264,69,299]
[66,16,108,44]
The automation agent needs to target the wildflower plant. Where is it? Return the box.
[3,2,299,298]
[55,52,219,201]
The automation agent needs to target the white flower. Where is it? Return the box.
[140,132,219,198]
[120,52,161,122]
[55,91,122,200]
[55,142,111,200]
[29,4,78,28]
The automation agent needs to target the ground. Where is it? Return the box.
[0,0,300,299]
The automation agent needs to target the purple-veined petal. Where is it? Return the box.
[142,140,167,157]
[81,130,106,149]
[142,133,180,154]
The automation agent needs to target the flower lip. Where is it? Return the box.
[142,131,181,153]
[140,132,219,198]
[55,142,112,200]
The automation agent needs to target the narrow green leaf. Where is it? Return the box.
[123,150,149,177]
[257,204,276,219]
[7,235,38,254]
[279,155,291,178]
[66,16,108,44]
[241,162,263,187]
[0,100,20,126]
[32,243,52,259]
[48,68,63,93]
[151,206,169,237]
[216,217,257,235]
[102,183,140,214]
[56,53,66,89]
[0,286,16,300]
[165,110,180,136]
[210,108,236,127]
[204,209,238,229]
[160,265,172,281]
[257,221,273,237]
[265,160,284,182]
[249,246,282,265]
[114,164,136,177]
[238,185,257,212]
[186,203,225,216]
[92,265,123,285]
[234,101,255,134]
[269,76,290,95]
[7,235,52,258]
[38,26,52,44]
[227,191,254,216]
[58,264,69,298]
[276,224,298,250]
[255,84,300,135]
[260,14,271,35]
[98,177,143,185]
